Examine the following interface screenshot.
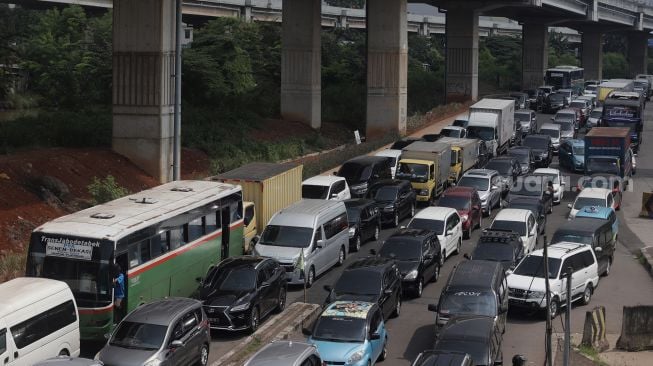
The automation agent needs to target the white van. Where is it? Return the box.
[0,278,80,365]
[254,199,349,288]
[302,176,351,201]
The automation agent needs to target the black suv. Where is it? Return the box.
[431,315,504,366]
[469,229,524,271]
[506,196,546,234]
[336,156,393,197]
[375,228,441,298]
[200,256,287,332]
[323,257,402,320]
[506,174,554,214]
[412,350,473,366]
[521,135,553,168]
[367,179,417,227]
[344,199,381,252]
[390,137,423,150]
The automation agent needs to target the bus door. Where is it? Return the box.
[115,252,129,322]
[221,206,230,260]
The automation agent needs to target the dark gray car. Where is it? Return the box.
[97,298,211,366]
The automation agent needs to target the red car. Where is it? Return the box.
[438,186,483,239]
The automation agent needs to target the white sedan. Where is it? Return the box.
[534,168,564,204]
[490,208,538,254]
[568,187,616,219]
[407,207,463,264]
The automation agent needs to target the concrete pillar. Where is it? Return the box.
[112,0,176,183]
[446,8,478,102]
[281,0,321,129]
[366,0,408,138]
[628,32,649,78]
[582,31,603,81]
[522,23,548,90]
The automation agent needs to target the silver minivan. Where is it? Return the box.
[539,123,561,152]
[254,199,349,287]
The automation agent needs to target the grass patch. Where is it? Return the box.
[577,345,609,366]
[0,251,26,283]
[407,102,465,133]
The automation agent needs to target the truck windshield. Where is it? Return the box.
[466,126,495,141]
[302,184,329,199]
[586,157,619,175]
[396,163,428,182]
[260,225,313,248]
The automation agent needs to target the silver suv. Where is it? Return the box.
[244,341,322,366]
[456,169,502,217]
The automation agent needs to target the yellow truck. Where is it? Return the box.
[597,79,634,104]
[212,162,303,253]
[437,137,480,183]
[396,141,451,205]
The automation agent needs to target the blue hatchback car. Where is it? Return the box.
[574,206,619,241]
[559,139,584,172]
[306,301,388,366]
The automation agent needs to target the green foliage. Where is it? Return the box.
[87,175,130,205]
[603,52,628,79]
[548,32,578,67]
[0,251,26,283]
[407,34,445,114]
[603,34,627,54]
[479,35,522,92]
[324,0,366,8]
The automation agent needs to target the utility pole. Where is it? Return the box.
[173,0,183,181]
[563,266,573,366]
[543,235,553,366]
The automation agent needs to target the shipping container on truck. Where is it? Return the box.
[211,162,303,253]
[597,79,634,104]
[467,99,515,157]
[437,137,480,182]
[398,141,452,203]
[584,127,633,180]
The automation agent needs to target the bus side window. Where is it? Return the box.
[150,231,169,259]
[128,243,141,268]
[205,212,218,234]
[139,240,151,263]
[170,227,186,251]
[187,217,204,242]
[230,201,242,223]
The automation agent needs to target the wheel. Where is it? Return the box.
[336,246,345,266]
[196,344,209,366]
[373,224,380,241]
[440,251,446,266]
[275,287,287,313]
[486,203,492,217]
[454,239,462,255]
[379,339,388,361]
[58,350,69,356]
[409,203,416,217]
[548,202,553,214]
[477,214,482,229]
[581,284,593,305]
[391,296,401,318]
[393,212,399,227]
[432,264,440,282]
[249,306,260,333]
[430,190,437,206]
[353,235,361,252]
[549,298,559,319]
[603,257,612,277]
[306,266,315,288]
[415,277,424,298]
[464,225,471,240]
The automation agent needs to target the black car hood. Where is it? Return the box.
[202,289,251,307]
[396,261,419,276]
[334,293,380,303]
[529,148,547,155]
[372,200,395,207]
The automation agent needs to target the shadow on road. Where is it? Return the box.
[402,324,435,362]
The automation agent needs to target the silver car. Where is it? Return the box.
[35,358,103,366]
[244,341,322,366]
[96,298,211,366]
[457,169,502,217]
[586,107,602,129]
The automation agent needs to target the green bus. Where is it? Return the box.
[25,180,244,341]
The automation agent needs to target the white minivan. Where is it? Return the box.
[0,278,80,365]
[254,199,349,288]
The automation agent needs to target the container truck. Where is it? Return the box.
[466,99,515,157]
[397,141,452,204]
[437,136,480,183]
[211,162,303,253]
[584,127,633,181]
[597,79,634,104]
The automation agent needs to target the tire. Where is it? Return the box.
[306,266,315,288]
[440,251,446,266]
[581,284,593,305]
[249,306,260,333]
[379,339,388,361]
[275,287,287,313]
[393,212,399,228]
[464,226,471,240]
[353,235,361,252]
[486,203,492,217]
[373,224,380,241]
[410,203,416,218]
[603,257,612,277]
[432,264,440,283]
[58,350,69,356]
[430,190,437,206]
[549,298,559,319]
[337,246,345,266]
[391,296,401,318]
[415,277,424,298]
[196,344,209,366]
[454,239,462,255]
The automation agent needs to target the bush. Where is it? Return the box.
[0,251,26,283]
[87,175,130,205]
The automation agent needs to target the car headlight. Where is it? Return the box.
[230,302,251,312]
[349,227,356,237]
[348,349,365,364]
[460,214,469,221]
[144,359,162,366]
[419,189,429,196]
[528,290,545,299]
[384,205,395,212]
[405,269,418,280]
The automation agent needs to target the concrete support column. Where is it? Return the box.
[366,0,408,138]
[446,8,478,102]
[522,23,548,90]
[628,32,649,78]
[112,0,175,183]
[281,0,321,129]
[582,31,603,81]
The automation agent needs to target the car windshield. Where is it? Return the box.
[551,233,593,245]
[491,220,526,236]
[408,218,444,234]
[549,94,564,101]
[338,162,371,183]
[538,173,559,184]
[110,321,167,350]
[586,158,620,175]
[452,119,468,127]
[335,270,382,296]
[439,195,471,210]
[485,161,511,175]
[210,266,256,291]
[345,207,361,222]
[515,113,530,122]
[439,292,497,317]
[467,126,495,141]
[574,197,606,210]
[513,255,561,279]
[458,176,489,191]
[523,137,549,149]
[508,202,539,215]
[570,102,585,109]
[508,150,529,163]
[312,316,367,343]
[441,128,461,137]
[396,163,428,182]
[472,243,515,262]
[511,177,543,197]
[554,121,574,132]
[260,225,313,248]
[573,146,585,155]
[539,128,560,138]
[434,340,489,366]
[582,177,618,190]
[380,239,422,260]
[369,186,398,201]
[590,110,602,118]
[302,184,329,199]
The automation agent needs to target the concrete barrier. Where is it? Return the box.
[210,302,321,366]
[581,306,609,352]
[639,192,653,218]
[616,305,653,351]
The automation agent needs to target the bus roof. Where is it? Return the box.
[546,66,583,72]
[34,180,241,240]
[0,278,72,319]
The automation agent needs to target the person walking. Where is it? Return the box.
[112,263,125,323]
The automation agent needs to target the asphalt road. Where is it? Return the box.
[208,109,653,365]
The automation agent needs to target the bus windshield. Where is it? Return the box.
[26,233,114,307]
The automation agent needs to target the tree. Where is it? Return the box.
[325,0,366,8]
[603,52,628,79]
[407,34,445,113]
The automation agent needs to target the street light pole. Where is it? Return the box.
[563,266,573,366]
[173,0,182,181]
[543,235,553,366]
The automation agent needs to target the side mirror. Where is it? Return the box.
[446,229,454,236]
[567,203,572,209]
[104,333,112,340]
[252,235,260,245]
[316,240,325,249]
[506,269,513,275]
[425,253,434,260]
[302,327,312,336]
[323,285,333,292]
[333,171,339,176]
[427,303,439,312]
[260,281,270,288]
[491,185,499,191]
[463,253,471,260]
[370,333,381,340]
[170,340,184,348]
[330,193,339,199]
[594,247,603,253]
[400,225,406,229]
[384,289,394,295]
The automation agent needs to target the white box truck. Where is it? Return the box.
[466,98,515,157]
